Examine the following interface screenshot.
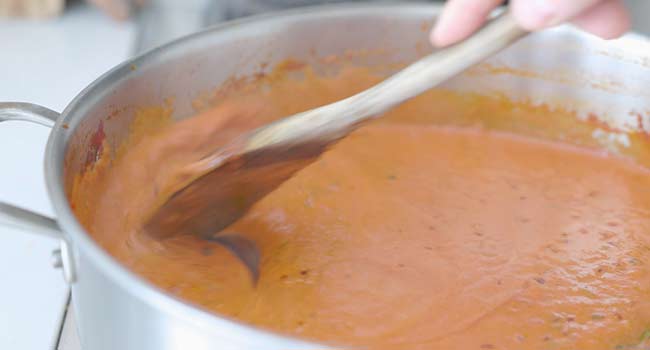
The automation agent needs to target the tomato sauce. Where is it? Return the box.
[71,63,650,349]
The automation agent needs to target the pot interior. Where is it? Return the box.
[55,3,650,348]
[62,6,650,193]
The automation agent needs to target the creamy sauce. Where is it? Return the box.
[71,64,650,349]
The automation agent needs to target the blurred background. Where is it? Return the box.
[4,0,650,55]
[0,0,649,349]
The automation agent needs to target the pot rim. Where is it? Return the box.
[44,1,445,346]
[42,1,650,346]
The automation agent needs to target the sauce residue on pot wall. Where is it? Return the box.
[71,63,650,350]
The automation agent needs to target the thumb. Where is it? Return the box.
[511,0,605,30]
[86,0,133,20]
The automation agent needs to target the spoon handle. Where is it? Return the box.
[245,10,527,152]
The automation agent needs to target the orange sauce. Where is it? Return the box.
[71,64,650,349]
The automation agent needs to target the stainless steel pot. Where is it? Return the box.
[2,3,650,350]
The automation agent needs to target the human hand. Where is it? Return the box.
[431,0,631,47]
[86,0,145,20]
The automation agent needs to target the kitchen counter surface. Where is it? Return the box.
[0,4,132,349]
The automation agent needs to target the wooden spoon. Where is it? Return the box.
[144,11,527,279]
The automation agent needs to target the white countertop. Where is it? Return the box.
[0,4,133,349]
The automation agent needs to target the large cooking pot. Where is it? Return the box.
[2,3,650,349]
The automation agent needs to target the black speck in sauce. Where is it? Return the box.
[592,313,605,320]
[201,246,214,256]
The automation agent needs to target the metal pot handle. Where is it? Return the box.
[0,102,75,282]
[0,202,61,239]
[0,102,59,127]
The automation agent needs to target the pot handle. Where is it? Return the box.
[0,102,63,238]
[0,102,76,282]
[0,202,62,239]
[0,102,62,238]
[0,102,59,127]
